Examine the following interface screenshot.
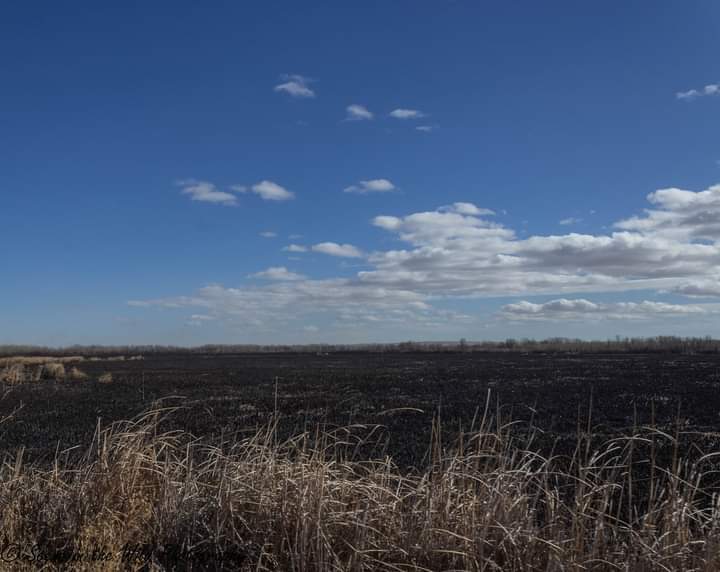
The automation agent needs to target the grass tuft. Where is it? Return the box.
[1,403,720,570]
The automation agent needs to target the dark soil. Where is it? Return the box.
[2,351,720,468]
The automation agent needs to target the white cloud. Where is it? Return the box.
[303,325,319,333]
[346,104,374,121]
[669,279,720,298]
[260,231,277,238]
[181,179,295,205]
[274,74,315,98]
[234,181,294,201]
[253,181,294,201]
[614,184,720,240]
[500,298,708,321]
[372,215,402,231]
[676,83,720,100]
[249,266,306,281]
[130,279,442,328]
[186,313,216,326]
[312,242,364,258]
[137,182,720,334]
[343,179,397,194]
[440,202,495,216]
[177,179,238,206]
[416,125,435,132]
[283,244,308,253]
[389,108,425,119]
[361,184,720,300]
[559,217,582,225]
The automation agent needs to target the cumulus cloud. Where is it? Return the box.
[345,104,374,121]
[359,185,720,299]
[668,279,720,298]
[138,182,720,333]
[253,181,294,201]
[178,180,238,206]
[500,298,708,321]
[676,83,720,100]
[249,266,306,281]
[274,74,315,98]
[343,179,397,194]
[234,181,294,201]
[370,203,508,255]
[389,108,425,119]
[614,184,720,240]
[181,179,295,204]
[312,242,364,258]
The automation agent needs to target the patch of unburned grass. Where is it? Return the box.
[1,394,720,571]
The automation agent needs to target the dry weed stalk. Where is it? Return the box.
[0,400,719,571]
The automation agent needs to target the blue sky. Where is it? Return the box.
[1,1,719,345]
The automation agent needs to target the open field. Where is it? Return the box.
[2,350,720,467]
[3,351,720,570]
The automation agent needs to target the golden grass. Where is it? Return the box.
[0,362,91,384]
[0,356,85,366]
[2,401,720,571]
[68,366,89,381]
[0,359,69,384]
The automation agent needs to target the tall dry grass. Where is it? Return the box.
[2,397,720,571]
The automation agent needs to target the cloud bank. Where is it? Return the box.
[140,183,720,334]
[500,298,709,321]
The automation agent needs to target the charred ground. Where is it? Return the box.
[2,350,720,468]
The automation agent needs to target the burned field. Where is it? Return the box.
[5,350,720,570]
[3,350,720,468]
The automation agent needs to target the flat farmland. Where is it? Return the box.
[3,351,720,467]
[5,350,720,569]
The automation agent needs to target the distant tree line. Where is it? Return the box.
[2,336,720,356]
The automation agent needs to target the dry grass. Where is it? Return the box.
[98,372,113,384]
[68,367,89,381]
[0,362,66,383]
[0,356,84,366]
[0,363,27,384]
[2,398,720,571]
[0,357,96,384]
